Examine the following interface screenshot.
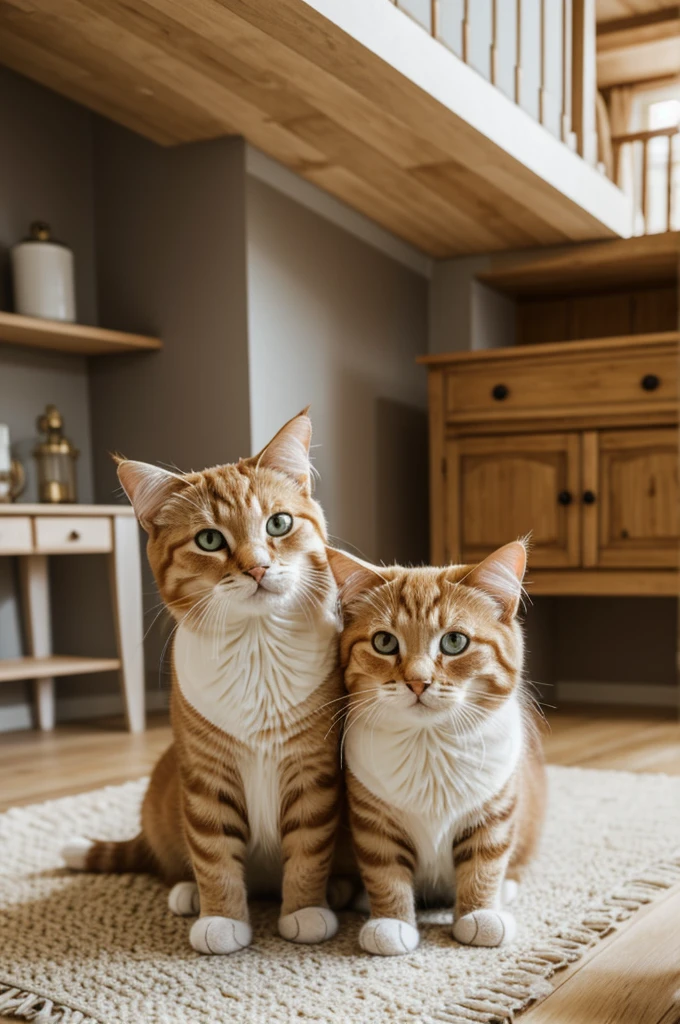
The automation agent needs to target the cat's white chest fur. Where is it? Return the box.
[174,610,336,866]
[346,695,523,899]
[174,611,336,741]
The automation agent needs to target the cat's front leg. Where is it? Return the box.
[182,776,252,955]
[451,783,518,948]
[348,773,420,956]
[277,747,341,944]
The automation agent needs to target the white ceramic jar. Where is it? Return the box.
[11,221,76,322]
[0,424,11,502]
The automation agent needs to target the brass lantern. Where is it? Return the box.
[33,405,79,503]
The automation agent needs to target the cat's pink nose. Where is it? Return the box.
[245,566,268,584]
[406,681,429,697]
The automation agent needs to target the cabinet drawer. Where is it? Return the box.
[34,516,112,553]
[0,517,33,554]
[446,349,677,419]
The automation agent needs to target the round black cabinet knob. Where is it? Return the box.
[583,490,597,505]
[492,384,509,401]
[641,374,660,392]
[557,490,572,506]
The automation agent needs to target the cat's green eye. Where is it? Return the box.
[267,513,293,537]
[440,632,469,656]
[372,631,399,656]
[195,529,227,552]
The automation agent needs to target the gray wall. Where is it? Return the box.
[89,124,251,691]
[0,66,97,502]
[0,68,97,724]
[246,177,429,565]
[429,256,515,355]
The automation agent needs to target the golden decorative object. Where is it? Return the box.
[33,405,79,504]
[0,459,25,503]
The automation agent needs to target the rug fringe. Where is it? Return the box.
[0,986,93,1024]
[434,852,680,1024]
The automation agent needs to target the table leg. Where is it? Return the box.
[109,515,145,733]
[19,555,55,731]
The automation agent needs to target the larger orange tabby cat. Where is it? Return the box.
[63,412,344,955]
[327,541,546,956]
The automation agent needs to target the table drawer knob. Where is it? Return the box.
[583,490,597,505]
[641,374,660,392]
[68,530,81,541]
[492,383,509,401]
[557,490,572,506]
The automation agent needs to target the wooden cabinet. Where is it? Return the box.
[596,429,679,569]
[448,433,581,568]
[421,333,679,597]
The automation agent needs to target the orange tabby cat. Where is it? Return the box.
[63,412,344,955]
[327,541,546,955]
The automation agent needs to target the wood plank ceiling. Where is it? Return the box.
[596,3,680,88]
[0,0,625,257]
[596,0,675,21]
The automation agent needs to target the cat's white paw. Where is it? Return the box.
[453,909,517,947]
[278,906,338,944]
[360,918,420,956]
[168,881,200,916]
[61,837,93,870]
[189,916,251,955]
[502,879,519,905]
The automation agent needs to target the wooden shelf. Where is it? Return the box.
[0,656,121,683]
[477,232,680,297]
[0,311,162,356]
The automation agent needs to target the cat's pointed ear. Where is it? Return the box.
[326,547,386,607]
[463,540,527,622]
[252,409,312,493]
[115,456,183,530]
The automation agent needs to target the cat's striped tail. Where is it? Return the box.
[62,834,154,874]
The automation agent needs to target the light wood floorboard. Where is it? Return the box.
[1,707,679,1023]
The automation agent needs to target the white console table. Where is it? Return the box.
[0,504,145,732]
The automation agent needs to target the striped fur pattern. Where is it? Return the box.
[64,413,345,954]
[327,541,546,956]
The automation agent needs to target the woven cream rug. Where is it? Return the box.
[1,766,679,1024]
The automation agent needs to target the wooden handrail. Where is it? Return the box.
[612,126,679,145]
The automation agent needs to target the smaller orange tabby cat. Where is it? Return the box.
[327,541,546,956]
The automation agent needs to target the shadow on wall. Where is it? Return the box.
[375,397,429,567]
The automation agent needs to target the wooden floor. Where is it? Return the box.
[1,707,679,1024]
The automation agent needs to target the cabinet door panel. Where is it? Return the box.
[447,433,581,568]
[598,428,679,568]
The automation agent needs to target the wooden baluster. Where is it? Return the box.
[561,0,573,143]
[515,0,522,105]
[572,0,597,165]
[612,139,622,187]
[539,0,547,125]
[666,133,675,232]
[431,0,438,39]
[641,138,649,235]
[490,0,498,85]
[462,0,470,64]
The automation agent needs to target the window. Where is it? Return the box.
[633,90,680,234]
